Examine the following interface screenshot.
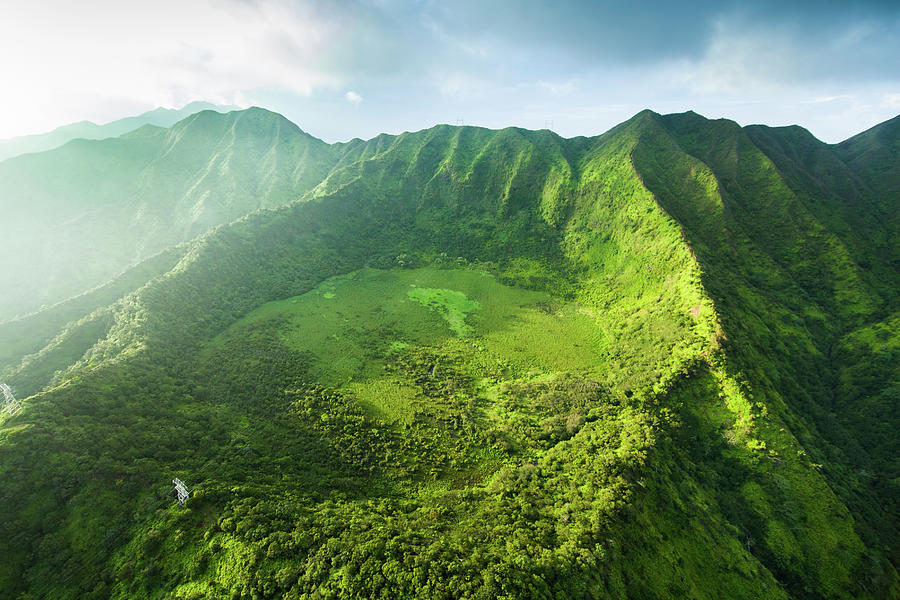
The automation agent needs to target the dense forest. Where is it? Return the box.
[0,108,897,599]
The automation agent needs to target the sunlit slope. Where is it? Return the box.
[0,107,337,320]
[185,267,794,600]
[741,122,900,553]
[632,110,900,589]
[0,111,897,599]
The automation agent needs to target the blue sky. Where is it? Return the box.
[1,0,898,142]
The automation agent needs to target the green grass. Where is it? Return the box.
[345,378,420,423]
[407,287,480,336]
[208,267,607,425]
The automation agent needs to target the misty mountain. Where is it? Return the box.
[0,101,238,164]
[0,107,334,320]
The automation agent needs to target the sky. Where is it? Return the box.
[0,0,898,143]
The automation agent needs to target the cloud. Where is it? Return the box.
[345,90,363,105]
[539,81,577,96]
[696,9,899,88]
[0,0,348,136]
[881,94,900,110]
[0,0,896,143]
[800,96,854,105]
[418,1,900,76]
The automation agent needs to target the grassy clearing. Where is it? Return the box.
[210,267,607,424]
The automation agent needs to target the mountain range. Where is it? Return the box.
[0,107,897,599]
[0,101,238,164]
[0,107,327,321]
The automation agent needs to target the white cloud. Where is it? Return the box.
[0,0,342,137]
[800,95,854,105]
[538,81,577,96]
[881,93,900,110]
[0,0,895,144]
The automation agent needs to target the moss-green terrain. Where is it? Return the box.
[0,108,897,599]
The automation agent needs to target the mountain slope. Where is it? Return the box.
[631,110,900,591]
[0,101,238,163]
[835,114,900,205]
[0,108,337,321]
[0,110,897,599]
[0,245,188,394]
[745,121,899,302]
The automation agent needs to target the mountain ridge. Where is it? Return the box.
[0,107,338,321]
[0,107,897,599]
[0,101,239,164]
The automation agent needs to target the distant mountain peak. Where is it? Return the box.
[0,102,239,163]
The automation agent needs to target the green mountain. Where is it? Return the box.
[0,107,335,321]
[0,109,897,600]
[0,101,238,164]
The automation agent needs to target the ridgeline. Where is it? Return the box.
[0,108,897,599]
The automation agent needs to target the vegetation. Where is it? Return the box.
[0,108,336,320]
[0,245,187,375]
[0,108,897,599]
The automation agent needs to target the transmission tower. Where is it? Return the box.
[0,383,21,416]
[172,478,190,506]
[544,120,554,130]
[456,118,464,126]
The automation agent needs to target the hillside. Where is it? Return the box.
[0,107,337,321]
[0,109,897,599]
